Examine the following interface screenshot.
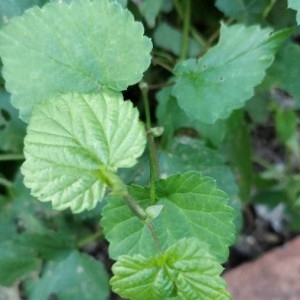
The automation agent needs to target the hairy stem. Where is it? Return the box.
[124,193,162,254]
[146,220,162,254]
[124,193,147,220]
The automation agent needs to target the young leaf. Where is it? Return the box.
[0,241,40,286]
[0,0,152,121]
[21,91,146,213]
[172,24,290,124]
[29,251,110,300]
[288,0,300,24]
[111,238,231,300]
[102,171,236,262]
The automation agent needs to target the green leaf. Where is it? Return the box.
[29,251,110,300]
[266,43,300,106]
[21,91,146,213]
[0,0,47,27]
[0,91,26,152]
[215,0,269,23]
[0,0,152,121]
[18,232,76,260]
[288,0,300,24]
[102,171,236,262]
[154,22,202,57]
[111,238,231,300]
[156,86,226,147]
[137,0,164,27]
[172,24,290,124]
[0,241,40,286]
[225,110,253,202]
[158,137,238,198]
[275,109,297,143]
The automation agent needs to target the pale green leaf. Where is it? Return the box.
[102,171,236,262]
[215,0,269,23]
[288,0,300,24]
[0,241,40,286]
[0,0,152,121]
[21,91,146,213]
[173,24,290,124]
[30,251,110,300]
[111,238,231,300]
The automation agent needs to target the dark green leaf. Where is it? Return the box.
[225,110,253,202]
[29,251,110,300]
[0,241,40,286]
[0,91,26,152]
[275,109,297,143]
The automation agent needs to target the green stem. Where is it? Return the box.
[263,0,278,18]
[180,0,191,60]
[124,193,161,254]
[152,57,174,74]
[146,220,162,254]
[124,193,147,220]
[77,230,103,248]
[0,177,13,189]
[140,82,160,205]
[0,153,25,161]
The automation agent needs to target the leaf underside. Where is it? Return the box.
[21,91,146,213]
[0,0,152,121]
